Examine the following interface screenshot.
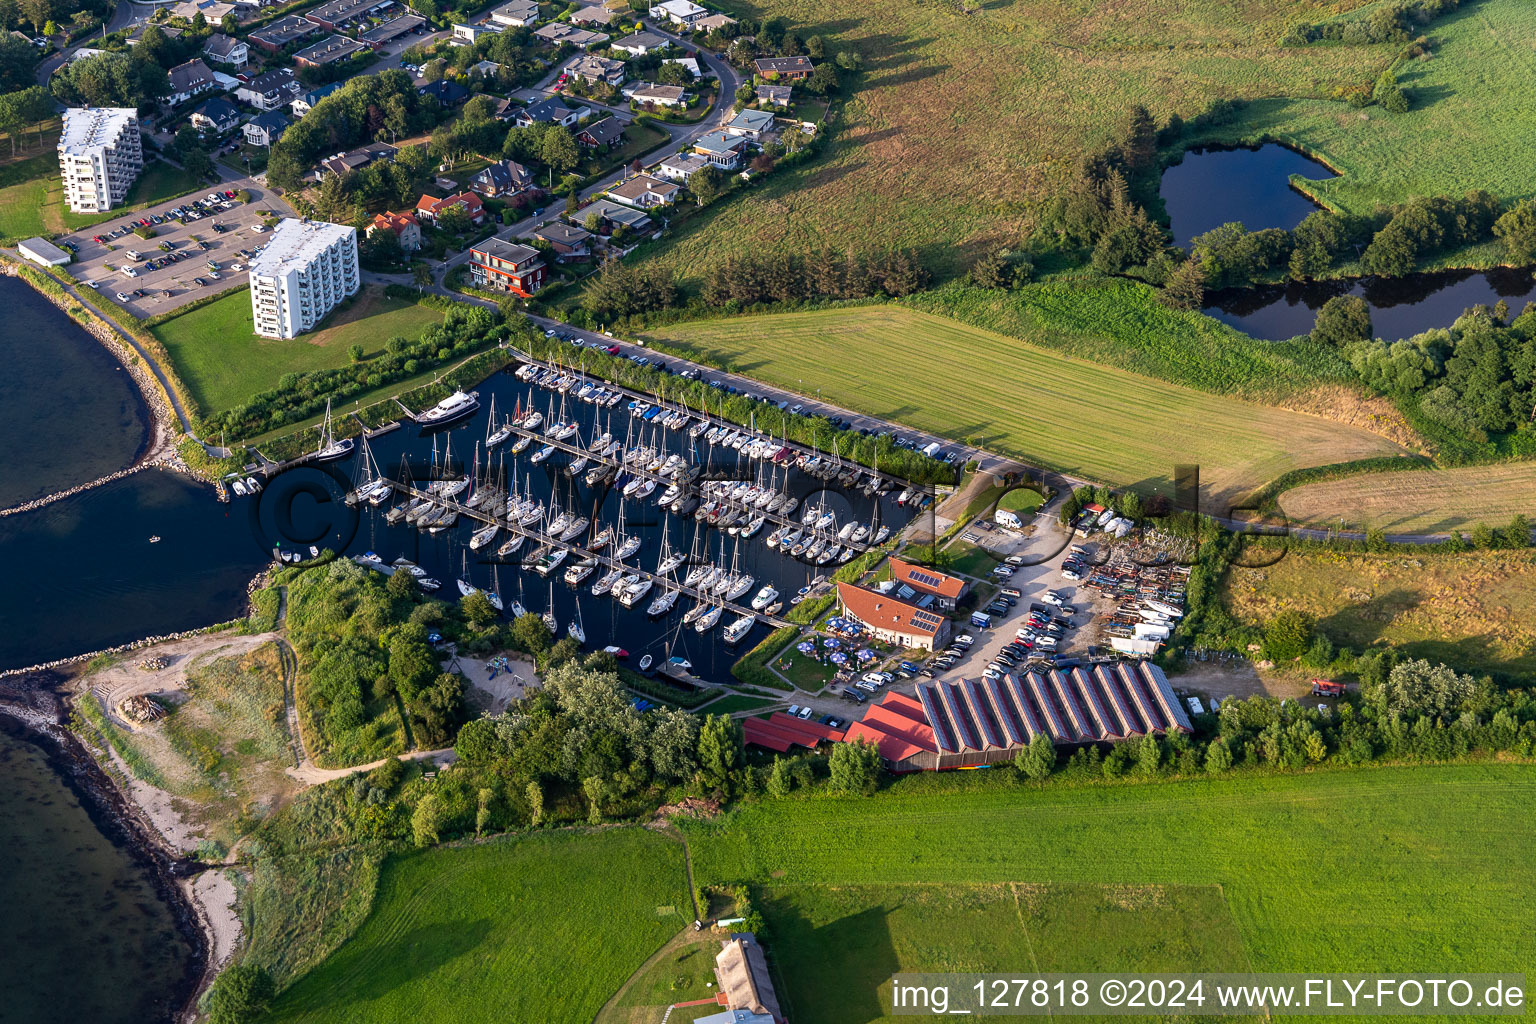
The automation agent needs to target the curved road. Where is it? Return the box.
[35,0,145,87]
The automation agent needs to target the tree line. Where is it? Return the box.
[1281,0,1467,46]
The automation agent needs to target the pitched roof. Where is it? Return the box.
[577,198,650,228]
[608,173,677,203]
[888,556,966,600]
[519,96,577,122]
[727,107,775,131]
[694,12,735,31]
[755,83,792,104]
[203,33,243,57]
[625,82,684,103]
[578,115,625,146]
[693,128,745,155]
[535,221,591,245]
[613,29,667,49]
[167,58,215,93]
[193,95,239,122]
[754,55,812,74]
[569,4,619,24]
[714,935,782,1020]
[835,582,946,639]
[471,237,542,264]
[371,210,418,233]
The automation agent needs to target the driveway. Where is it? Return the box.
[60,174,284,319]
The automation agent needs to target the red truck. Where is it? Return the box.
[1311,679,1345,697]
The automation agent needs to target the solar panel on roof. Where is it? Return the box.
[1049,670,1094,741]
[962,679,1003,748]
[906,568,947,589]
[1141,662,1193,731]
[1025,671,1068,741]
[984,676,1026,745]
[940,683,978,750]
[1071,667,1118,740]
[916,685,956,752]
[910,610,944,629]
[1118,663,1166,733]
[1094,666,1141,736]
[1005,673,1045,741]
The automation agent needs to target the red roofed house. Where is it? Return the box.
[887,556,969,610]
[365,210,421,252]
[835,582,950,651]
[468,237,546,297]
[414,191,486,226]
[843,691,939,771]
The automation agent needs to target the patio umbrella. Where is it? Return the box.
[828,651,848,665]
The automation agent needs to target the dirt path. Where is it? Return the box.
[283,746,457,785]
[593,925,717,1024]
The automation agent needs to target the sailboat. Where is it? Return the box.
[541,582,558,633]
[456,552,476,598]
[722,612,755,644]
[314,399,355,462]
[694,601,723,633]
[485,564,504,612]
[655,519,685,575]
[614,502,642,560]
[567,597,586,644]
[646,584,679,616]
[486,396,515,448]
[510,579,529,619]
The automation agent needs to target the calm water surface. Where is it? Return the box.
[1160,143,1337,248]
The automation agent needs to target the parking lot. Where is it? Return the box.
[61,175,287,319]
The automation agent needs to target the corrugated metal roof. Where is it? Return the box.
[1141,662,1193,731]
[1071,667,1118,741]
[1118,662,1166,733]
[916,684,956,753]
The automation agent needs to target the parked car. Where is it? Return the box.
[796,706,813,719]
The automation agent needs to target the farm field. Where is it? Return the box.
[759,883,1254,1024]
[151,285,444,414]
[1223,548,1536,679]
[264,828,691,1024]
[642,305,1406,502]
[683,765,1536,992]
[1196,0,1536,219]
[1278,462,1536,535]
[627,0,1394,287]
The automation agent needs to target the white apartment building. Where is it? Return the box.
[248,219,359,339]
[57,107,143,214]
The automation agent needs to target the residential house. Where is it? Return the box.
[469,159,534,197]
[189,96,240,134]
[294,33,367,68]
[468,237,546,296]
[573,198,650,232]
[469,58,502,78]
[202,33,248,69]
[723,106,775,140]
[490,95,520,121]
[313,141,396,179]
[661,55,699,78]
[487,0,538,27]
[533,221,591,260]
[515,96,584,127]
[414,190,486,225]
[172,0,234,22]
[166,58,218,105]
[242,109,289,146]
[236,67,300,111]
[835,582,949,651]
[648,0,706,27]
[533,22,608,47]
[701,934,783,1024]
[248,14,318,53]
[886,556,969,611]
[754,55,812,80]
[692,128,747,169]
[576,115,625,148]
[567,53,625,86]
[692,11,735,33]
[417,79,469,105]
[755,83,791,107]
[290,81,342,118]
[568,5,619,26]
[607,173,678,208]
[359,13,425,47]
[610,29,667,55]
[451,22,496,43]
[655,151,708,182]
[622,81,686,106]
[303,0,379,32]
[366,210,421,251]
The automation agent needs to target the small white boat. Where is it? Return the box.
[592,568,623,596]
[693,604,723,633]
[417,390,480,426]
[723,613,755,644]
[751,585,779,611]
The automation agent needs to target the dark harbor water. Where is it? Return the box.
[1206,266,1536,341]
[1160,143,1337,248]
[0,277,150,508]
[0,724,195,1024]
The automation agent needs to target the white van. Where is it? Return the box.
[995,509,1023,530]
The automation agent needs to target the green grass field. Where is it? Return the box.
[265,828,691,1024]
[0,143,204,239]
[1278,462,1536,535]
[1200,0,1536,219]
[684,765,1536,994]
[151,285,444,414]
[642,305,1405,501]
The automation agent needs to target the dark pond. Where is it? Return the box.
[1160,143,1337,248]
[1206,266,1536,341]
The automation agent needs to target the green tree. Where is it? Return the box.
[1372,68,1410,113]
[1494,199,1536,264]
[206,963,274,1024]
[347,342,366,363]
[475,787,495,835]
[582,774,608,823]
[1160,257,1205,311]
[1204,737,1232,774]
[539,124,579,172]
[455,716,500,765]
[1013,732,1055,780]
[526,780,544,825]
[696,714,742,791]
[689,164,725,207]
[1311,294,1373,347]
[1136,732,1161,775]
[1470,521,1497,550]
[828,737,882,795]
[766,755,793,796]
[1499,513,1530,549]
[1262,609,1313,663]
[1364,658,1476,718]
[412,792,445,846]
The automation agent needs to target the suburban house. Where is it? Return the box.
[693,933,783,1024]
[202,33,248,69]
[567,53,626,86]
[303,0,380,32]
[241,108,290,146]
[248,14,318,53]
[366,210,421,251]
[417,79,469,105]
[171,0,233,22]
[470,59,502,77]
[692,11,735,32]
[692,128,748,169]
[236,67,300,111]
[886,556,969,610]
[576,115,626,148]
[661,55,700,77]
[290,81,342,118]
[655,151,708,181]
[835,582,950,651]
[515,96,584,127]
[533,22,608,47]
[755,83,792,107]
[314,141,396,179]
[359,13,424,47]
[648,0,706,27]
[294,33,367,68]
[487,0,538,26]
[468,238,546,296]
[607,173,679,208]
[414,191,486,225]
[623,81,687,106]
[533,221,591,260]
[490,96,520,121]
[451,22,496,43]
[166,58,218,105]
[753,55,813,80]
[189,96,240,134]
[573,198,650,232]
[568,5,619,26]
[724,106,775,139]
[610,29,668,55]
[469,159,534,197]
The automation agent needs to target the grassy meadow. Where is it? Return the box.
[1224,548,1536,679]
[0,140,204,239]
[1278,462,1536,534]
[628,0,1396,287]
[642,304,1406,501]
[264,828,691,1024]
[151,285,444,414]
